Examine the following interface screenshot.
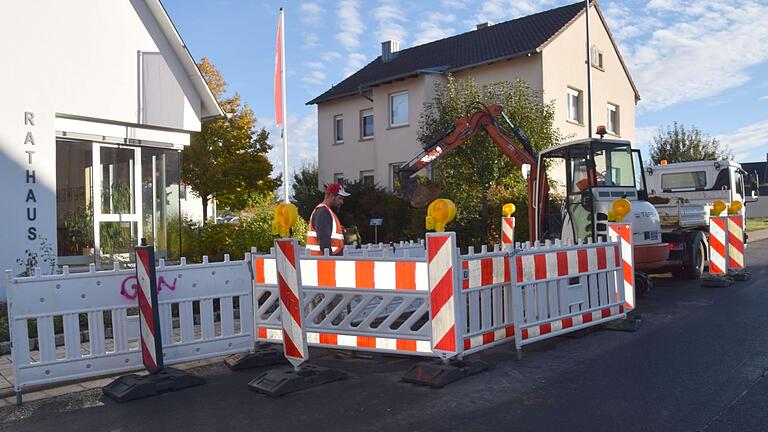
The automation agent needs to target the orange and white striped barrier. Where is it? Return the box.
[135,245,163,373]
[501,217,515,247]
[608,223,635,311]
[275,238,308,369]
[511,238,628,355]
[427,232,462,360]
[461,246,514,354]
[727,215,744,270]
[709,216,728,275]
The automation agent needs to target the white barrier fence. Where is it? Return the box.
[5,255,254,395]
[510,239,627,352]
[254,226,634,362]
[252,245,434,356]
[5,228,635,396]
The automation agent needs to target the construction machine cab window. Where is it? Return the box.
[592,144,635,188]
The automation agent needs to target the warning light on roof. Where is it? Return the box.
[660,160,668,165]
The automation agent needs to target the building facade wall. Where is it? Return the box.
[541,5,637,143]
[0,1,209,299]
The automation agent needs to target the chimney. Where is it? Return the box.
[381,40,400,63]
[476,21,493,30]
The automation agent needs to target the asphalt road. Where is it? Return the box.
[3,241,768,432]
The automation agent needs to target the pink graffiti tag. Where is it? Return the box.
[120,275,178,300]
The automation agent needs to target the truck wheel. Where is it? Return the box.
[685,240,706,279]
[635,271,652,297]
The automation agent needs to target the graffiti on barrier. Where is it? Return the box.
[120,275,178,300]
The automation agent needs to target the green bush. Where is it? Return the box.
[168,196,310,263]
[1,302,8,342]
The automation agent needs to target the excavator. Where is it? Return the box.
[396,103,669,295]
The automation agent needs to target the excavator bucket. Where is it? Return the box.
[395,168,443,208]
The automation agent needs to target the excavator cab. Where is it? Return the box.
[534,138,658,245]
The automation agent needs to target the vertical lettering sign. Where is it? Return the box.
[24,112,38,240]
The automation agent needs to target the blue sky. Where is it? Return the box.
[162,0,768,175]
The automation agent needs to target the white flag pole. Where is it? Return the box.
[585,0,593,139]
[280,8,289,203]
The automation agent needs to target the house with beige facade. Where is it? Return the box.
[308,0,640,190]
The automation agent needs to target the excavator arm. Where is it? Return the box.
[395,103,545,241]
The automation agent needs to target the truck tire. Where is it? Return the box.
[635,271,652,297]
[685,239,706,279]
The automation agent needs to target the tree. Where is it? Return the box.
[418,76,564,246]
[649,122,729,164]
[182,58,280,222]
[291,163,324,221]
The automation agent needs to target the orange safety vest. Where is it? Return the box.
[306,203,344,256]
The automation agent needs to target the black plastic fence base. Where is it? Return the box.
[248,364,347,397]
[701,273,734,287]
[102,367,205,402]
[225,343,288,370]
[602,316,642,332]
[729,270,752,281]
[401,359,489,388]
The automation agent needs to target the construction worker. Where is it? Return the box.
[306,183,350,256]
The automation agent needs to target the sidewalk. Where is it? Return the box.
[0,352,226,407]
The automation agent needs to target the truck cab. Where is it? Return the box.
[535,138,669,271]
[642,159,758,278]
[644,160,756,222]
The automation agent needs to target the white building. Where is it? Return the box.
[0,1,223,299]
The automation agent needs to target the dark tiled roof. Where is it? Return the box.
[308,1,586,105]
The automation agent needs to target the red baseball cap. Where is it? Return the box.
[326,183,350,196]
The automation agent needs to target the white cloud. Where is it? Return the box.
[624,1,768,113]
[715,119,768,162]
[413,12,456,46]
[302,68,326,85]
[267,112,319,180]
[760,96,768,102]
[343,52,368,78]
[374,3,408,45]
[440,0,466,8]
[321,51,343,62]
[335,0,365,51]
[633,125,661,160]
[303,32,319,49]
[467,0,557,29]
[300,2,324,26]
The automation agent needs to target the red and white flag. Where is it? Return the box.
[274,8,284,127]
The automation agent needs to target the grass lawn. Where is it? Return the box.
[747,217,768,232]
[1,302,8,342]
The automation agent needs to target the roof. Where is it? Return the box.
[147,0,225,121]
[308,0,639,105]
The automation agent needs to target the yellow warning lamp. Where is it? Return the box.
[609,198,632,222]
[272,202,298,237]
[426,199,456,232]
[711,200,726,216]
[660,160,668,165]
[728,200,743,215]
[502,203,516,217]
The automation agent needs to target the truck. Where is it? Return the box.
[642,159,759,278]
[396,103,667,295]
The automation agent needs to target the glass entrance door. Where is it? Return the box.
[92,144,142,262]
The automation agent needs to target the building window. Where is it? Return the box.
[591,45,604,70]
[334,172,345,184]
[361,109,374,139]
[390,91,408,126]
[360,170,374,186]
[389,162,405,191]
[334,115,343,144]
[607,103,619,135]
[567,88,582,124]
